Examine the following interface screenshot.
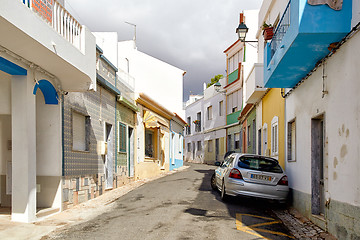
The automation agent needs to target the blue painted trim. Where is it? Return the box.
[96,45,104,54]
[0,57,27,75]
[61,95,65,176]
[100,55,118,72]
[170,159,183,171]
[264,0,352,88]
[33,80,59,105]
[96,73,121,95]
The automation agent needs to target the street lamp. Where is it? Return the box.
[236,22,248,42]
[214,82,226,94]
[236,22,258,43]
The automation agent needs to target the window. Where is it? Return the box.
[186,117,191,135]
[232,91,238,113]
[288,120,296,161]
[195,112,201,132]
[263,123,268,155]
[179,135,183,153]
[72,111,90,151]
[227,90,241,114]
[234,133,240,149]
[207,106,213,120]
[227,135,232,151]
[118,122,127,152]
[271,116,279,156]
[258,129,262,155]
[252,119,256,153]
[238,156,283,173]
[145,129,154,158]
[187,142,191,152]
[197,141,202,151]
[219,101,223,116]
[208,140,213,152]
[228,50,242,73]
[247,125,251,147]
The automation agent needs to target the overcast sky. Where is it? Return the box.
[65,0,263,101]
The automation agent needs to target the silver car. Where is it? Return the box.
[211,153,289,202]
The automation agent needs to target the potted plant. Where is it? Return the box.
[193,120,200,124]
[262,22,274,41]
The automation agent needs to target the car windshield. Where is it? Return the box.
[238,156,283,173]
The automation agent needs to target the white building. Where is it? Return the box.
[118,41,186,119]
[184,77,227,164]
[184,95,204,163]
[202,78,227,164]
[260,0,360,238]
[0,0,95,222]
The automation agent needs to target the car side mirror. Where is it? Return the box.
[215,161,221,166]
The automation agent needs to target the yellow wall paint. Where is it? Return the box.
[262,88,285,169]
[135,161,169,179]
[203,137,226,164]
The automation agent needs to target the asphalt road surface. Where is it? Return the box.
[47,163,294,240]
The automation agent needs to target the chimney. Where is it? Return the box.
[239,12,245,24]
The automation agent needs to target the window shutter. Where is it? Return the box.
[118,122,127,152]
[73,112,86,151]
[291,121,296,160]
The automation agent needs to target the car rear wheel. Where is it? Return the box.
[211,173,217,191]
[221,180,228,201]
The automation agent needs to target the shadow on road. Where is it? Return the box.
[188,162,293,239]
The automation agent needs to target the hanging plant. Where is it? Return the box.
[193,120,200,124]
[262,22,274,41]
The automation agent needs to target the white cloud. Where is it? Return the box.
[65,0,263,100]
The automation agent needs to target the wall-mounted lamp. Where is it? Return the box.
[214,82,226,94]
[236,21,258,43]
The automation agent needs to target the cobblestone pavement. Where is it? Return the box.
[273,208,336,240]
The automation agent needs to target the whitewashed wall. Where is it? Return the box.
[184,97,204,162]
[118,41,185,118]
[285,29,360,206]
[203,78,226,131]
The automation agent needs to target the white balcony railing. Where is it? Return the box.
[117,68,135,91]
[22,0,82,50]
[245,63,266,104]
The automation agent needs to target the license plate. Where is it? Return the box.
[251,174,271,181]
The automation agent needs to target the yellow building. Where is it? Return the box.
[261,88,285,168]
[135,93,174,179]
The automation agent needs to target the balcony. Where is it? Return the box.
[245,63,266,104]
[228,69,239,85]
[264,0,352,88]
[227,110,241,125]
[0,0,96,91]
[117,68,135,91]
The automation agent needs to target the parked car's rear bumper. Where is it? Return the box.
[225,178,289,201]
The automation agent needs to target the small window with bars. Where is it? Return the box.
[287,120,296,161]
[118,122,127,152]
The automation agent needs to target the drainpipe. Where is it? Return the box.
[114,72,118,175]
[61,94,65,177]
[169,120,172,171]
[284,92,287,170]
[115,97,117,175]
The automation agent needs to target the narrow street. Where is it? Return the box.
[46,163,293,240]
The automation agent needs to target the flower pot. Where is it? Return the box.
[263,27,274,41]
